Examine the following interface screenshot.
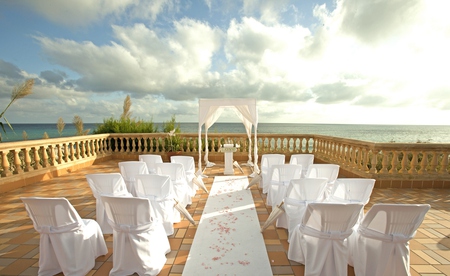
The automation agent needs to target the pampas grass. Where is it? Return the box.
[57,117,65,136]
[0,79,34,140]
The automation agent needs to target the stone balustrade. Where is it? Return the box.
[1,133,449,193]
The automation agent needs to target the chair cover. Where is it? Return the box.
[327,178,376,223]
[284,178,328,242]
[348,204,430,276]
[267,164,302,207]
[118,161,149,196]
[171,155,197,196]
[288,202,363,276]
[135,174,176,235]
[86,173,133,234]
[260,154,285,194]
[139,154,163,174]
[102,196,170,276]
[289,154,314,177]
[155,162,192,207]
[21,197,108,276]
[305,164,340,198]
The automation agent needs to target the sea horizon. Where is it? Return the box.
[1,122,450,144]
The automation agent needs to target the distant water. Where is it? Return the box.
[1,123,450,143]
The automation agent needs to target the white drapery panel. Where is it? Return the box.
[198,98,259,176]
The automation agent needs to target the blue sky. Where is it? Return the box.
[0,0,449,125]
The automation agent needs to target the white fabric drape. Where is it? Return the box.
[198,98,259,176]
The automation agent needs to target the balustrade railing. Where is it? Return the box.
[1,133,449,192]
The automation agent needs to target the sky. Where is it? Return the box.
[0,0,449,125]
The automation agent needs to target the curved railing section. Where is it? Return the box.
[1,133,449,192]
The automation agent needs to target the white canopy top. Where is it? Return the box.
[198,98,259,175]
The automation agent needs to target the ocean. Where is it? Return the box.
[1,123,450,143]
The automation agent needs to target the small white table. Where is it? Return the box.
[219,145,237,175]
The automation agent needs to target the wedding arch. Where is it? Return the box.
[198,98,259,176]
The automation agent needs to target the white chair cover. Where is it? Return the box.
[85,173,133,234]
[327,178,376,223]
[267,164,302,207]
[171,155,197,196]
[289,154,314,177]
[139,154,163,174]
[118,161,149,196]
[21,197,108,276]
[135,174,176,235]
[102,196,170,276]
[155,162,192,207]
[260,154,285,194]
[305,164,340,198]
[288,202,363,276]
[348,203,430,276]
[284,178,328,242]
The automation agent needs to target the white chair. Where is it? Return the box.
[135,174,176,235]
[118,161,149,196]
[349,204,430,276]
[85,173,133,234]
[327,178,375,223]
[171,155,197,196]
[328,178,375,204]
[289,154,314,177]
[284,178,328,242]
[21,197,108,276]
[288,202,363,276]
[155,162,192,207]
[305,164,340,198]
[139,154,163,174]
[267,164,302,207]
[260,154,285,194]
[102,196,170,276]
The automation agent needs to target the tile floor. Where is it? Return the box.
[0,159,450,275]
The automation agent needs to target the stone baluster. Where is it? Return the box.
[62,143,68,162]
[23,148,31,172]
[56,145,62,164]
[380,150,389,174]
[390,151,399,174]
[400,151,409,173]
[48,145,56,166]
[1,150,11,177]
[439,152,449,174]
[369,149,378,174]
[41,146,49,168]
[33,147,41,170]
[429,152,438,174]
[408,151,418,174]
[418,152,428,174]
[80,141,86,158]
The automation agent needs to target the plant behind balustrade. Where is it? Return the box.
[0,79,34,141]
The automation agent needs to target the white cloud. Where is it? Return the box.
[17,0,178,27]
[1,0,450,124]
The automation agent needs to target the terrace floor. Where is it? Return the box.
[1,159,450,275]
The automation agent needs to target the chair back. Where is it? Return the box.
[270,164,302,185]
[328,178,375,204]
[305,164,340,182]
[135,174,172,200]
[118,161,149,195]
[289,154,314,177]
[85,173,131,197]
[302,202,363,237]
[155,162,186,182]
[21,197,83,233]
[171,156,195,176]
[260,154,285,192]
[285,178,328,212]
[359,203,430,238]
[102,196,153,227]
[139,154,163,174]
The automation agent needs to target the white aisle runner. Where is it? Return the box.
[183,176,272,276]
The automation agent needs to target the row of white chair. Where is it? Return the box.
[287,202,430,276]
